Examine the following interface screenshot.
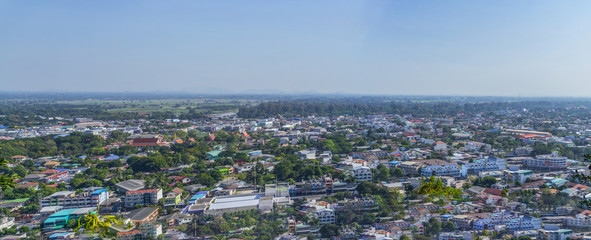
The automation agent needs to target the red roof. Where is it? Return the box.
[117,230,142,236]
[126,189,160,195]
[484,188,503,196]
[572,184,589,191]
[131,137,166,146]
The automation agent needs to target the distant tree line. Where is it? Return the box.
[237,100,591,118]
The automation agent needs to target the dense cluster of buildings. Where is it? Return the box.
[3,107,591,240]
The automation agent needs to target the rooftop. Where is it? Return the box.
[125,207,159,222]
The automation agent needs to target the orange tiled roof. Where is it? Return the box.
[117,230,141,236]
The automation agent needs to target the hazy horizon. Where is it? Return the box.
[2,1,591,97]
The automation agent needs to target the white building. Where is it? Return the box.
[296,150,316,160]
[419,160,461,178]
[438,231,472,240]
[315,208,335,224]
[461,157,506,177]
[565,210,591,228]
[41,189,109,209]
[351,166,372,182]
[124,189,163,208]
[0,217,15,231]
[465,141,488,152]
[319,151,333,163]
[538,225,573,240]
[504,167,533,184]
[433,141,448,151]
[473,212,541,232]
[522,151,568,171]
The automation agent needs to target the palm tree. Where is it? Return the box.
[75,206,122,233]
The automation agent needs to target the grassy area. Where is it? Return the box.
[56,98,257,114]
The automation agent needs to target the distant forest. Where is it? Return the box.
[2,93,591,123]
[237,100,591,119]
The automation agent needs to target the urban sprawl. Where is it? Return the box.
[0,100,590,240]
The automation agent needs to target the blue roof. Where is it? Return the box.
[91,189,107,195]
[49,232,71,237]
[105,154,120,160]
[0,126,6,129]
[389,161,401,164]
[190,193,206,201]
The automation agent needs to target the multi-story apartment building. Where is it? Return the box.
[438,231,472,240]
[522,151,568,171]
[124,189,163,208]
[461,157,507,177]
[315,208,335,224]
[289,180,327,196]
[418,159,461,178]
[537,225,573,240]
[336,197,377,211]
[565,210,591,229]
[350,150,389,160]
[351,166,372,182]
[473,212,541,232]
[504,166,534,184]
[41,189,109,209]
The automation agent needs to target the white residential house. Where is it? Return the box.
[465,141,488,152]
[296,150,316,160]
[433,141,448,151]
[319,151,332,163]
[0,217,15,231]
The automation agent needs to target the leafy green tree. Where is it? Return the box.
[0,159,17,190]
[425,218,441,236]
[319,223,339,238]
[375,165,390,182]
[473,176,497,188]
[391,168,404,178]
[442,221,455,232]
[417,176,462,199]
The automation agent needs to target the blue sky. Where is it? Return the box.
[1,1,591,96]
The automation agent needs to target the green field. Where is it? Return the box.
[56,98,259,114]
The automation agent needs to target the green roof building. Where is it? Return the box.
[43,209,76,230]
[207,150,222,161]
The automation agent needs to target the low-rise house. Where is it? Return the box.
[163,188,184,207]
[165,213,193,226]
